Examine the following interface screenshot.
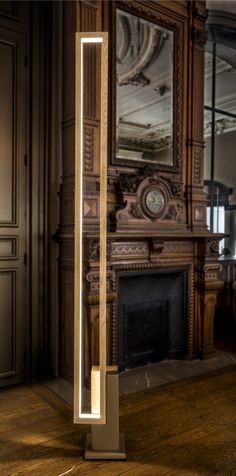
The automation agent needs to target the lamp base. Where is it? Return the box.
[85,433,126,460]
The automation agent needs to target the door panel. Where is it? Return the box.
[0,26,27,386]
[0,271,15,376]
[0,41,15,223]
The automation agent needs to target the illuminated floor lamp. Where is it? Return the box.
[74,32,126,460]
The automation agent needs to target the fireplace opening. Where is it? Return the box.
[117,269,187,372]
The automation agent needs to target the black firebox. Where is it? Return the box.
[117,269,187,371]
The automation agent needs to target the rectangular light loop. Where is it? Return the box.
[74,32,108,425]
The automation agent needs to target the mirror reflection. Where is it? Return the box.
[204,45,236,256]
[116,9,174,166]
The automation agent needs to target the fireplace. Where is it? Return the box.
[117,269,187,371]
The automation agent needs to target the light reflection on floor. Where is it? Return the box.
[44,351,236,405]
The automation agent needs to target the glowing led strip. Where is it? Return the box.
[74,32,108,425]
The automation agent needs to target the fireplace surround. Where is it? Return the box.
[81,233,224,381]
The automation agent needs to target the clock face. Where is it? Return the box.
[145,189,165,215]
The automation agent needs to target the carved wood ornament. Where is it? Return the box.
[116,168,185,230]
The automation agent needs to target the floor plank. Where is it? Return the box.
[0,366,236,475]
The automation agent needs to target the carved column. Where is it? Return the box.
[187,1,208,231]
[197,237,224,357]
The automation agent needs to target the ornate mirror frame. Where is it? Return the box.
[110,0,184,173]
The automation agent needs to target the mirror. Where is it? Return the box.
[116,9,174,166]
[74,32,108,425]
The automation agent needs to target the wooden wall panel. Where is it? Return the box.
[0,271,15,377]
[59,0,77,380]
[62,3,76,129]
[0,1,18,19]
[0,41,15,224]
[0,237,17,259]
[59,251,74,379]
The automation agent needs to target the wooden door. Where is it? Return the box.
[0,24,28,386]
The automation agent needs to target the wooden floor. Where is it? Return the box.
[1,366,236,476]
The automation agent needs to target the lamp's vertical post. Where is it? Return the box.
[99,31,108,425]
[74,33,107,425]
[74,31,125,459]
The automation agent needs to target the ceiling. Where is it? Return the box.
[207,1,236,16]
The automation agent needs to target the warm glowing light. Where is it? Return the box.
[91,367,101,414]
[79,37,83,419]
[81,37,103,43]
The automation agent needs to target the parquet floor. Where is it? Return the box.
[1,366,236,475]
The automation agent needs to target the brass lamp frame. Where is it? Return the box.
[74,32,108,425]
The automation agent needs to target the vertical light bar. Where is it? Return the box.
[74,32,108,425]
[99,30,108,423]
